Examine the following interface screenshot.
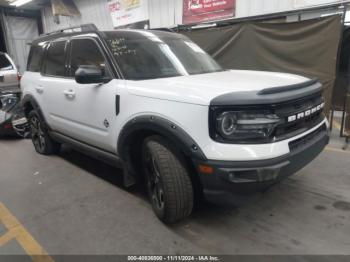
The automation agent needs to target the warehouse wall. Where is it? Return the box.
[236,0,344,18]
[41,0,345,32]
[148,0,182,28]
[3,15,39,74]
[41,0,113,32]
[149,0,346,28]
[41,0,182,31]
[148,0,347,28]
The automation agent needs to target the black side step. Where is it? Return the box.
[49,131,123,168]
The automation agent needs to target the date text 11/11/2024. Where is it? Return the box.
[127,256,220,261]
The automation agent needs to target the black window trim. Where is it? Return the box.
[67,36,114,80]
[41,39,70,79]
[34,32,123,79]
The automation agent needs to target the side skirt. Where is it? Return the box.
[49,131,139,187]
[49,131,123,168]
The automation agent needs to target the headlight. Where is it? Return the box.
[218,112,237,136]
[215,111,280,143]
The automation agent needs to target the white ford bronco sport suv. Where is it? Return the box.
[21,24,329,223]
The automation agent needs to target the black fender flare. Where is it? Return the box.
[117,115,207,161]
[21,94,48,128]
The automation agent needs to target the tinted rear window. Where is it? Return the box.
[0,54,13,71]
[43,41,66,76]
[27,45,44,72]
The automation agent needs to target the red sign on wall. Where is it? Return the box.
[183,0,236,25]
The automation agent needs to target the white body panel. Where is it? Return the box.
[22,68,327,162]
[22,73,124,153]
[126,70,308,106]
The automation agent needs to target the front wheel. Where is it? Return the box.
[142,136,194,223]
[28,110,60,155]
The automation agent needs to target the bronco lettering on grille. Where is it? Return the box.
[287,102,324,123]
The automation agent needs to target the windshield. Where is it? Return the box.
[105,31,223,80]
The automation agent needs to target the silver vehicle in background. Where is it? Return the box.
[0,52,20,92]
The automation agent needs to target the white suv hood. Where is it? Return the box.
[126,70,310,106]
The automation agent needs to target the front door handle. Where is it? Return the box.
[63,89,76,99]
[35,86,44,94]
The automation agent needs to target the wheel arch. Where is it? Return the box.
[117,115,207,187]
[117,115,207,161]
[22,94,48,127]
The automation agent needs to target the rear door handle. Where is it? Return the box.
[63,89,76,99]
[35,86,44,94]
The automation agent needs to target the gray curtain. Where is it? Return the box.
[182,15,342,115]
[3,15,39,74]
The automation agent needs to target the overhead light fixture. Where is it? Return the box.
[10,0,33,7]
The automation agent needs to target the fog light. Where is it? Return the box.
[227,170,259,183]
[257,168,281,181]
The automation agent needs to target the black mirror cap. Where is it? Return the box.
[75,65,111,84]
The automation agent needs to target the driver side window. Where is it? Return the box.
[69,38,110,77]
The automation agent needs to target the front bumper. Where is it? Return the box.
[194,123,329,204]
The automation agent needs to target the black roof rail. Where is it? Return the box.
[41,23,98,37]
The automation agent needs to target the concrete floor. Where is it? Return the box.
[0,129,350,256]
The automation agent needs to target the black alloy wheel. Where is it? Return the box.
[30,114,46,153]
[142,136,194,223]
[145,148,165,212]
[28,110,60,155]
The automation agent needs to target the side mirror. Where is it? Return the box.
[75,65,110,84]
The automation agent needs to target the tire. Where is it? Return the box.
[142,136,194,223]
[28,110,61,155]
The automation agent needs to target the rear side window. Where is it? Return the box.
[0,54,13,71]
[43,41,66,76]
[27,45,44,72]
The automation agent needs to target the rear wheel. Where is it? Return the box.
[28,110,60,155]
[142,136,194,223]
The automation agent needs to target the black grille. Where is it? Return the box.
[272,92,325,141]
[289,124,327,152]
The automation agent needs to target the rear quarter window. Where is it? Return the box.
[27,45,44,72]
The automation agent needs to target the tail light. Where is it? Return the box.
[17,73,21,88]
